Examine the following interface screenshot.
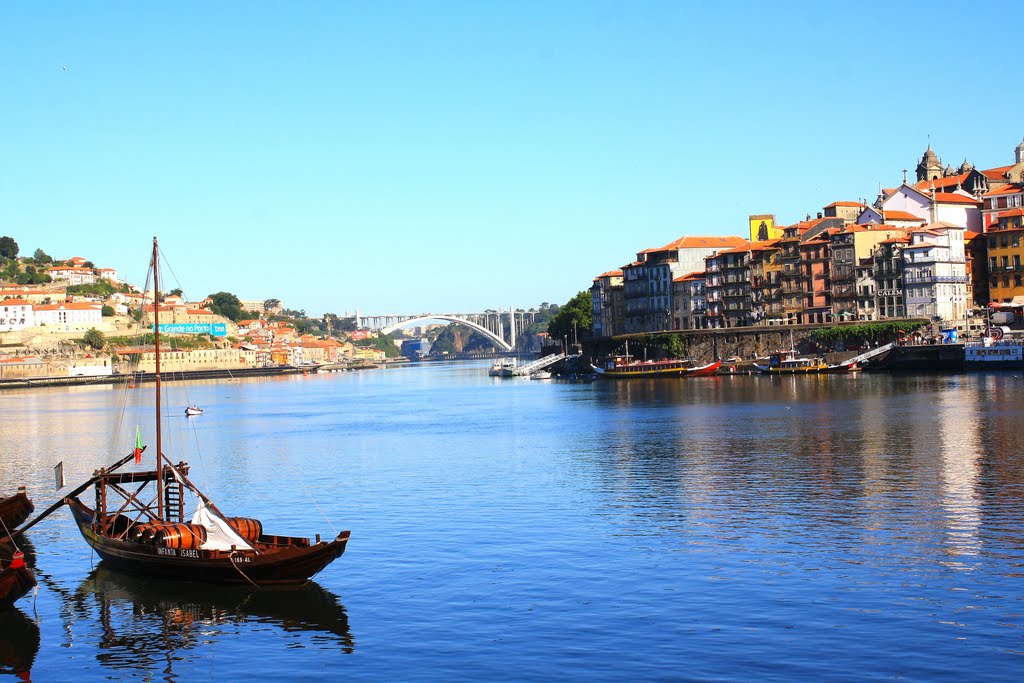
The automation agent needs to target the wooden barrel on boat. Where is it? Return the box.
[151,523,208,549]
[128,522,160,543]
[226,517,263,543]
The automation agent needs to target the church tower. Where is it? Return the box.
[916,145,943,182]
[1015,137,1024,164]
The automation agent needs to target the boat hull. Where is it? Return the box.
[0,491,34,533]
[68,497,349,587]
[866,343,965,372]
[963,340,1024,369]
[594,359,720,379]
[0,565,35,612]
[754,364,830,375]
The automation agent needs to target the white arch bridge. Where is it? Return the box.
[360,310,537,352]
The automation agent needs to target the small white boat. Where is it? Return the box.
[530,370,552,380]
[185,406,203,417]
[488,359,517,377]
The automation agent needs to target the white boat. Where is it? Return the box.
[185,406,204,416]
[530,370,552,380]
[964,327,1024,369]
[488,359,517,377]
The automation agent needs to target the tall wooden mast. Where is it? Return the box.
[152,236,164,519]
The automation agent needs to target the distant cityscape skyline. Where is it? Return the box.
[3,2,1021,315]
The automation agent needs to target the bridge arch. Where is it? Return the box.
[381,315,512,351]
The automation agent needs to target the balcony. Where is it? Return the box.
[904,274,968,284]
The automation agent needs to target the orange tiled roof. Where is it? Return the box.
[661,235,748,250]
[594,270,623,279]
[824,201,864,208]
[933,192,981,205]
[985,184,1024,197]
[672,271,706,283]
[913,174,970,191]
[981,164,1015,180]
[716,241,752,254]
[0,299,32,306]
[998,208,1024,219]
[0,356,43,364]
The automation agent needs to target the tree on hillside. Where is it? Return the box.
[15,265,50,285]
[168,288,183,298]
[0,236,18,260]
[546,291,593,344]
[33,248,53,264]
[83,328,106,350]
[264,298,281,310]
[206,291,245,322]
[1,260,19,281]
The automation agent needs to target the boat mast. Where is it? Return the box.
[152,236,164,519]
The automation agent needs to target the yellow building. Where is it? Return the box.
[987,208,1024,302]
[749,214,782,241]
[117,347,247,372]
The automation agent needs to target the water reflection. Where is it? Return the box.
[70,566,353,675]
[587,373,1024,572]
[0,608,39,681]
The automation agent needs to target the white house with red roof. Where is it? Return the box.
[47,265,98,286]
[33,302,102,330]
[862,183,981,231]
[0,299,35,332]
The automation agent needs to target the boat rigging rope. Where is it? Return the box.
[228,550,260,588]
[0,517,23,558]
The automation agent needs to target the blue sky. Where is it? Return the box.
[2,2,1021,317]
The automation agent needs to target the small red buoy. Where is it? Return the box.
[11,551,25,569]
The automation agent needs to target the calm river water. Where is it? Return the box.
[2,362,1023,681]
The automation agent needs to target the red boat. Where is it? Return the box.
[687,360,723,377]
[823,360,860,374]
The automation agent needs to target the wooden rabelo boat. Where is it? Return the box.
[592,356,721,378]
[754,350,829,375]
[592,343,722,379]
[0,539,35,612]
[26,238,351,587]
[0,488,34,533]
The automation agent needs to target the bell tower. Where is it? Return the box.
[916,144,942,182]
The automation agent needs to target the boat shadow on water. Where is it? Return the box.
[0,607,40,680]
[69,565,354,669]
